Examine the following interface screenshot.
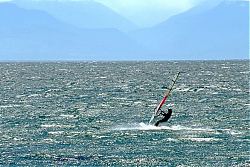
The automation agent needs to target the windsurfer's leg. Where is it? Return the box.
[154,121,160,126]
[155,117,171,126]
[154,119,164,126]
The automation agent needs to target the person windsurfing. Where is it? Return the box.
[149,72,180,125]
[154,108,172,126]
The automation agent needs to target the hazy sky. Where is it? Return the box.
[0,0,209,26]
[0,0,245,26]
[94,0,246,26]
[94,0,208,26]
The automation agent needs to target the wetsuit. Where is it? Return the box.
[155,109,172,126]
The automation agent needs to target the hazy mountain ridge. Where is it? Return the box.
[0,1,248,60]
[13,0,138,32]
[0,3,146,60]
[131,0,249,59]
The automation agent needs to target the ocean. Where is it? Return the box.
[0,61,249,166]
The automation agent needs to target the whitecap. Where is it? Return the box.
[0,104,21,108]
[181,137,220,142]
[112,123,244,139]
[0,105,14,108]
[240,71,249,74]
[165,138,179,142]
[41,124,74,128]
[43,138,54,142]
[134,101,143,105]
[41,124,58,128]
[112,122,157,131]
[48,131,64,135]
[233,88,242,92]
[98,93,108,97]
[198,98,207,103]
[112,123,218,134]
[112,123,183,131]
[221,66,230,69]
[28,94,40,97]
[225,129,243,136]
[60,114,77,118]
[16,95,26,98]
[176,88,190,92]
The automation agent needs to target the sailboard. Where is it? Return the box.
[149,72,180,124]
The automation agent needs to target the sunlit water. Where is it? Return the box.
[0,61,249,166]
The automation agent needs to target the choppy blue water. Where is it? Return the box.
[0,61,249,166]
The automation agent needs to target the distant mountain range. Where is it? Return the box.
[0,3,145,60]
[13,0,137,32]
[0,0,248,60]
[131,0,249,60]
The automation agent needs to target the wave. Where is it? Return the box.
[112,123,244,136]
[41,124,74,128]
[180,137,221,142]
[112,122,215,132]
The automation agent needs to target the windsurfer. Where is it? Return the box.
[154,109,172,126]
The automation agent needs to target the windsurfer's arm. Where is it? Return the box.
[156,109,166,116]
[156,112,162,116]
[160,110,166,116]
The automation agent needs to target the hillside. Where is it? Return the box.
[0,3,145,60]
[13,0,137,32]
[131,1,249,60]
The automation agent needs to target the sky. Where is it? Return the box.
[1,0,246,26]
[94,0,208,26]
[0,0,245,26]
[93,0,248,25]
[0,0,212,26]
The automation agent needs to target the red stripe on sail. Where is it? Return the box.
[159,96,167,109]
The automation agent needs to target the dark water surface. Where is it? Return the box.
[0,61,249,166]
